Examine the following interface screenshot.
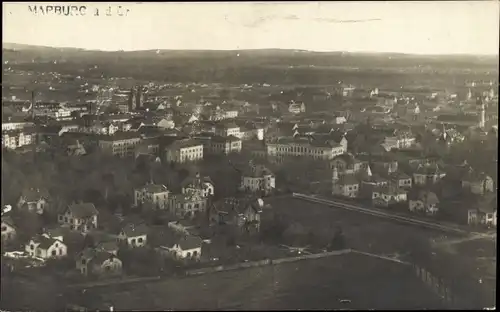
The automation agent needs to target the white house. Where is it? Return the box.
[25,234,68,259]
[163,235,203,261]
[58,202,99,233]
[409,191,440,216]
[372,186,408,207]
[16,188,48,214]
[117,223,149,248]
[134,184,170,209]
[1,216,17,243]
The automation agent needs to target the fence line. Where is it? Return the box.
[413,264,456,308]
[185,249,353,276]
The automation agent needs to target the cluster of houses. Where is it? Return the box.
[329,151,497,227]
[2,83,497,282]
[1,160,276,278]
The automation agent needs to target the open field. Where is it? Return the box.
[430,238,497,308]
[266,196,450,255]
[81,253,443,310]
[265,196,496,309]
[0,274,67,311]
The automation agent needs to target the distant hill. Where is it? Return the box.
[3,43,498,86]
[3,42,498,62]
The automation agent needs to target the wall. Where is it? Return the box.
[185,249,352,276]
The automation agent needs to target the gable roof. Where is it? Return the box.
[338,174,359,186]
[177,235,203,250]
[331,153,362,167]
[31,234,61,250]
[412,190,440,205]
[181,173,213,189]
[67,203,99,219]
[2,216,15,228]
[140,184,169,194]
[121,223,149,237]
[20,188,49,202]
[90,251,120,266]
[477,193,497,213]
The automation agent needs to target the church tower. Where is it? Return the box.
[31,91,36,120]
[477,96,486,129]
[128,87,137,111]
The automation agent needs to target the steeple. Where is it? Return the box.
[365,165,373,178]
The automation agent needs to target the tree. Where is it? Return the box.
[329,226,346,250]
[15,211,43,242]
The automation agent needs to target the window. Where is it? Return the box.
[82,259,86,265]
[30,244,35,250]
[1,226,6,232]
[186,252,191,258]
[131,238,136,245]
[138,237,143,243]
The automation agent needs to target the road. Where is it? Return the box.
[292,193,469,236]
[431,232,496,248]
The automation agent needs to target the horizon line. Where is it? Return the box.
[3,42,499,58]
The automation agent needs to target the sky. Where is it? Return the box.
[2,1,499,55]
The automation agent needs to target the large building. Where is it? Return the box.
[214,122,241,138]
[164,139,204,163]
[98,132,142,157]
[2,128,36,149]
[266,136,346,160]
[2,116,34,131]
[209,135,242,155]
[240,163,276,195]
[167,191,208,219]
